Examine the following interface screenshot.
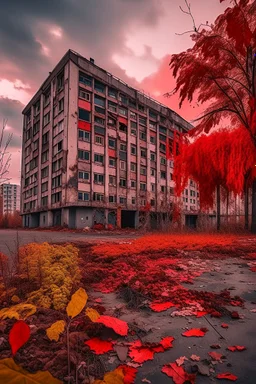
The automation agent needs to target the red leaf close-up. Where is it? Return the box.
[9,320,30,356]
[128,340,155,364]
[208,351,223,361]
[216,372,238,381]
[118,365,138,384]
[227,346,246,352]
[84,337,114,354]
[149,302,175,312]
[96,315,128,336]
[182,328,208,337]
[162,362,196,384]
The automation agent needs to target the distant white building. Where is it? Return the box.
[0,183,20,215]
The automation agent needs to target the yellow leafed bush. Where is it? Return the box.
[19,243,80,310]
[0,358,62,384]
[46,320,66,341]
[0,303,36,320]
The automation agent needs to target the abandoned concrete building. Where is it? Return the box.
[21,49,200,229]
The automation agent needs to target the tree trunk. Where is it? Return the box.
[251,179,256,233]
[244,185,249,230]
[216,185,221,231]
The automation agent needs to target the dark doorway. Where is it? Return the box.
[53,210,61,226]
[121,210,136,228]
[185,214,198,229]
[69,208,76,228]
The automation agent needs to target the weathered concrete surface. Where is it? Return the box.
[90,258,256,384]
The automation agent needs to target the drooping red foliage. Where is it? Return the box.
[182,328,208,337]
[174,127,256,209]
[9,320,30,355]
[96,316,128,336]
[162,362,196,384]
[84,338,114,354]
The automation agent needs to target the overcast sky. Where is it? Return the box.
[0,0,227,184]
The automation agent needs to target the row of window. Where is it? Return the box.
[78,71,175,125]
[78,191,155,206]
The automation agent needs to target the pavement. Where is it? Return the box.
[91,258,256,384]
[0,228,140,257]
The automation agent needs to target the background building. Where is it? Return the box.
[0,183,20,215]
[21,50,199,229]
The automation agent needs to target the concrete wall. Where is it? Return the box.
[75,207,94,228]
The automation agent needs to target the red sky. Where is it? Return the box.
[0,0,227,184]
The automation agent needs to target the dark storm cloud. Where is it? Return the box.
[0,0,163,92]
[0,97,24,148]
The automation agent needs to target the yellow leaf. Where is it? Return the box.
[66,288,88,318]
[93,367,124,384]
[0,304,36,320]
[46,320,66,341]
[0,358,62,383]
[85,307,100,322]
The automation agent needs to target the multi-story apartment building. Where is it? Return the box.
[21,49,199,229]
[0,183,20,215]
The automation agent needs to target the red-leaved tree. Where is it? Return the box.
[174,126,256,229]
[169,0,256,231]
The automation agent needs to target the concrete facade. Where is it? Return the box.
[0,183,20,215]
[21,50,199,229]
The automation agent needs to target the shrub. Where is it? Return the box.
[19,243,80,310]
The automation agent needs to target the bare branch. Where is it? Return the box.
[0,119,12,184]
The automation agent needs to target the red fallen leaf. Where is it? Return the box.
[221,323,229,328]
[196,311,208,317]
[118,365,138,384]
[176,356,188,366]
[211,311,222,318]
[84,338,114,354]
[208,351,223,361]
[231,311,240,319]
[211,344,221,349]
[162,362,196,384]
[227,346,246,352]
[250,266,256,272]
[230,300,242,307]
[182,328,208,337]
[216,372,238,381]
[149,302,175,312]
[95,298,102,303]
[96,315,128,336]
[159,336,175,350]
[190,354,200,361]
[128,340,155,363]
[128,336,174,364]
[9,320,30,355]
